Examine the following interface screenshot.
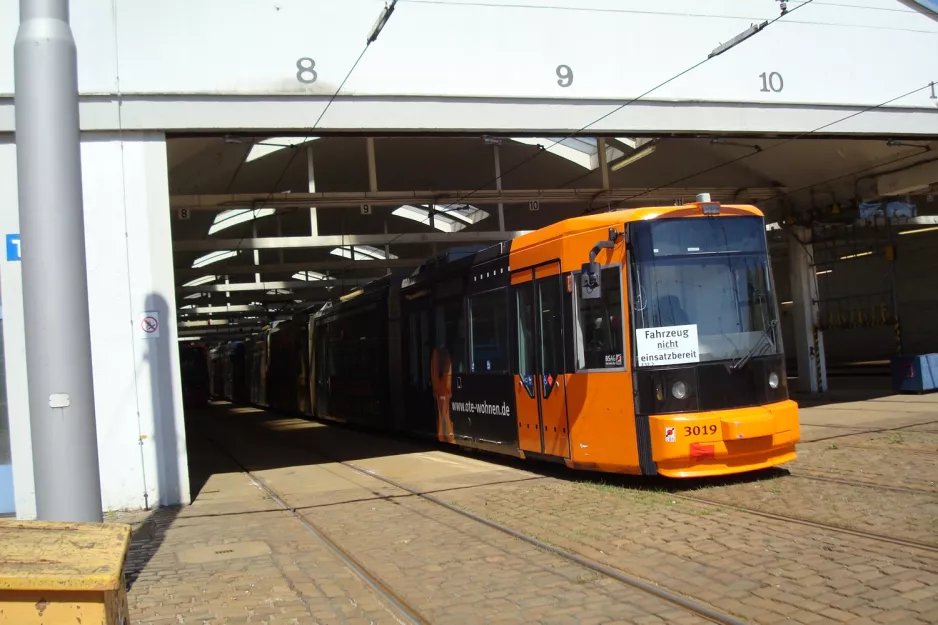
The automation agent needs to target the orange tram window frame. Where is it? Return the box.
[227,201,799,479]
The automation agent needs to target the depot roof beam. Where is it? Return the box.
[169,187,784,211]
[174,231,526,252]
[179,279,372,293]
[174,259,421,278]
[179,325,264,341]
[180,304,265,314]
[180,308,310,319]
[179,321,265,331]
[194,291,319,305]
[876,159,938,197]
[179,301,320,314]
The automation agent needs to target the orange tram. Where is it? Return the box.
[235,196,800,478]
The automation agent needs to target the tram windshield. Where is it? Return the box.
[628,216,780,366]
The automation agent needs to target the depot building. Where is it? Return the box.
[1,0,937,517]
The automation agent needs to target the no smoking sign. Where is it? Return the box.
[137,311,161,339]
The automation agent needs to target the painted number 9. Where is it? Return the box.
[296,57,318,84]
[556,64,573,88]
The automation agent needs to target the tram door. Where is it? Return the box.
[512,262,571,458]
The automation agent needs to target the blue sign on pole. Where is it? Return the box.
[5,234,20,261]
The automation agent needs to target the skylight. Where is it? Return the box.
[246,137,320,163]
[508,137,626,170]
[208,208,276,235]
[192,250,237,268]
[292,271,329,281]
[329,245,397,261]
[392,204,489,233]
[182,275,217,287]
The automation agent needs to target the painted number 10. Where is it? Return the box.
[759,71,784,93]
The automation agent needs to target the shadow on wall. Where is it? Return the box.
[144,293,185,508]
[118,293,186,589]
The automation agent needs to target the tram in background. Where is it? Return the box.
[179,341,210,407]
[220,196,800,478]
[208,341,249,404]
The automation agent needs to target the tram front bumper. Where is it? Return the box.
[648,399,800,478]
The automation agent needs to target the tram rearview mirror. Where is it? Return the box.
[580,262,602,299]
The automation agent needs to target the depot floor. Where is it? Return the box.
[110,383,938,625]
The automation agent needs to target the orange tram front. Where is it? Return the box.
[243,197,800,479]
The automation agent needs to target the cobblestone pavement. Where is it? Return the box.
[203,411,713,625]
[112,427,407,624]
[112,391,938,624]
[439,479,938,624]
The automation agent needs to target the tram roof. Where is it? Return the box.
[510,203,764,252]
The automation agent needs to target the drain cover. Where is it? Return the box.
[176,541,270,564]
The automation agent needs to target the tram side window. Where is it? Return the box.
[434,299,467,374]
[469,288,508,373]
[575,267,625,371]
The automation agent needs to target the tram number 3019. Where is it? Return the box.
[685,425,718,436]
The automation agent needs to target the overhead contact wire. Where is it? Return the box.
[356,0,816,270]
[593,81,937,213]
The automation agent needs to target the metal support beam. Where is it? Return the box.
[789,226,828,393]
[178,327,265,338]
[14,0,104,522]
[175,259,421,278]
[383,217,391,276]
[252,221,261,282]
[180,305,318,318]
[183,304,265,314]
[179,279,372,294]
[174,230,526,252]
[275,214,284,264]
[170,187,784,211]
[598,137,610,191]
[494,144,505,232]
[366,138,378,192]
[193,291,318,305]
[308,145,318,236]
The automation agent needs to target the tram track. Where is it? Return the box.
[671,493,938,554]
[199,412,747,625]
[198,430,430,625]
[801,419,938,444]
[819,443,938,456]
[785,470,937,496]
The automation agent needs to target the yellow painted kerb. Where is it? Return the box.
[0,519,131,592]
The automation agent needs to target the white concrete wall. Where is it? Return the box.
[0,132,189,516]
[0,135,35,517]
[0,0,936,135]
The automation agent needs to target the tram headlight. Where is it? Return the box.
[671,380,688,399]
[768,372,779,389]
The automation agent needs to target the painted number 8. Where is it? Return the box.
[296,57,318,84]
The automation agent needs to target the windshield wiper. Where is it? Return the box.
[729,318,779,371]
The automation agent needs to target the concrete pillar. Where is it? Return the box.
[788,226,828,393]
[366,138,378,192]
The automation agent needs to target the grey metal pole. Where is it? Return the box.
[14,0,103,521]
